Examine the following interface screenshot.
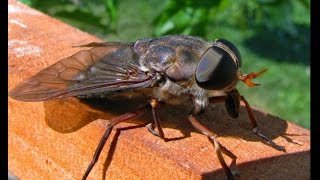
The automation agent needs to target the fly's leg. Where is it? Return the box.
[82,104,150,180]
[240,96,286,152]
[146,99,165,140]
[209,95,285,152]
[188,115,238,180]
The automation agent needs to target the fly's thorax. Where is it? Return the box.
[154,77,187,102]
[163,47,200,81]
[152,76,210,113]
[134,35,212,81]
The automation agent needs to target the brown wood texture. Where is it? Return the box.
[8,1,310,179]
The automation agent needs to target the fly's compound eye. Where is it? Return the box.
[216,39,242,67]
[195,40,241,90]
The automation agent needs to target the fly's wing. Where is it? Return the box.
[9,42,157,102]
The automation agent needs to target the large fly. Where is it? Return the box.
[9,35,285,180]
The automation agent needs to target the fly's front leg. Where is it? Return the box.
[240,96,286,152]
[209,93,285,152]
[188,115,238,180]
[82,104,150,180]
[146,99,166,140]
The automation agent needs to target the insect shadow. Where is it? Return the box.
[202,150,309,179]
[44,95,288,141]
[43,94,291,178]
[43,95,194,141]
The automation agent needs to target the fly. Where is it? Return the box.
[9,35,285,180]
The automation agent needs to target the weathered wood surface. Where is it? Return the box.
[8,0,310,179]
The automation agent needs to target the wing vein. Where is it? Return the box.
[70,56,87,69]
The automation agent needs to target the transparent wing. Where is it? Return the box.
[9,42,157,102]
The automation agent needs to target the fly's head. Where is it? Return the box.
[195,39,267,118]
[195,39,242,92]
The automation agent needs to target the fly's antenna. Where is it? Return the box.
[239,69,268,87]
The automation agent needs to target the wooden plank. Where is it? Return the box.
[8,0,310,179]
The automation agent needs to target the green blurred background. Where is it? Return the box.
[20,0,310,128]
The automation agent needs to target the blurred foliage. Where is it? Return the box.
[153,0,310,37]
[20,0,119,34]
[21,0,310,39]
[19,0,310,128]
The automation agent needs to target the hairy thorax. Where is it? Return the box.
[153,77,227,113]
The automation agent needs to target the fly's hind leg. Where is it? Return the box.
[146,99,166,140]
[82,104,150,180]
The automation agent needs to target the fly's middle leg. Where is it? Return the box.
[146,98,166,140]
